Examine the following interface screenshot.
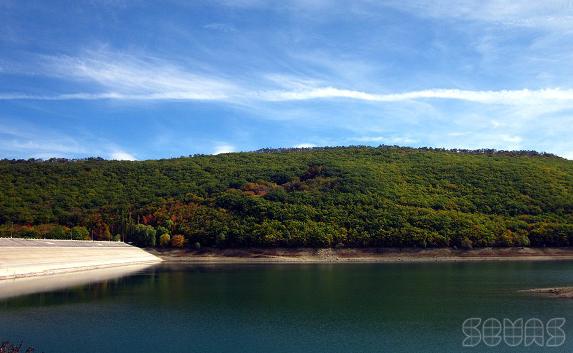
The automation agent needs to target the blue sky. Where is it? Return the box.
[1,0,573,160]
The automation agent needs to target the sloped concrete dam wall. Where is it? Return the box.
[0,238,161,280]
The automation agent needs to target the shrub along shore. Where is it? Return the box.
[1,146,571,249]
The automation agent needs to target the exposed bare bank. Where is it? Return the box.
[519,287,573,299]
[150,247,573,264]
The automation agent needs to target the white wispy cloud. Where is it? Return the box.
[0,124,87,158]
[41,49,238,100]
[0,140,85,156]
[293,143,316,148]
[6,83,573,106]
[2,49,573,106]
[203,23,236,32]
[438,132,525,152]
[260,87,381,102]
[381,0,573,30]
[261,87,573,105]
[0,121,141,160]
[213,144,235,154]
[206,0,573,31]
[110,150,137,160]
[352,136,418,144]
[0,92,230,101]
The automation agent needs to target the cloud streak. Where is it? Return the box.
[3,49,573,107]
[5,86,573,106]
[263,87,573,104]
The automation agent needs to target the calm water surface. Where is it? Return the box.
[1,262,573,353]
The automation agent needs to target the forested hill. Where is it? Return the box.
[1,146,572,248]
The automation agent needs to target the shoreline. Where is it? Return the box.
[148,247,573,264]
[3,242,573,283]
[519,287,573,299]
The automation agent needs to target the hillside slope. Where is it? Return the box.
[1,146,572,248]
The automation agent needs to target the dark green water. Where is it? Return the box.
[1,262,573,353]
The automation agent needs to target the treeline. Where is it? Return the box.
[0,146,572,248]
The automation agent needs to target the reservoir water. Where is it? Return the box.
[1,261,572,352]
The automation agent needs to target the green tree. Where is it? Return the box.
[130,224,157,247]
[48,225,69,239]
[70,226,90,240]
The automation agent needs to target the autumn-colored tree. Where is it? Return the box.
[159,233,171,247]
[93,222,111,241]
[171,234,185,248]
[88,213,112,240]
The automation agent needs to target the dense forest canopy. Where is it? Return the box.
[1,146,572,248]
